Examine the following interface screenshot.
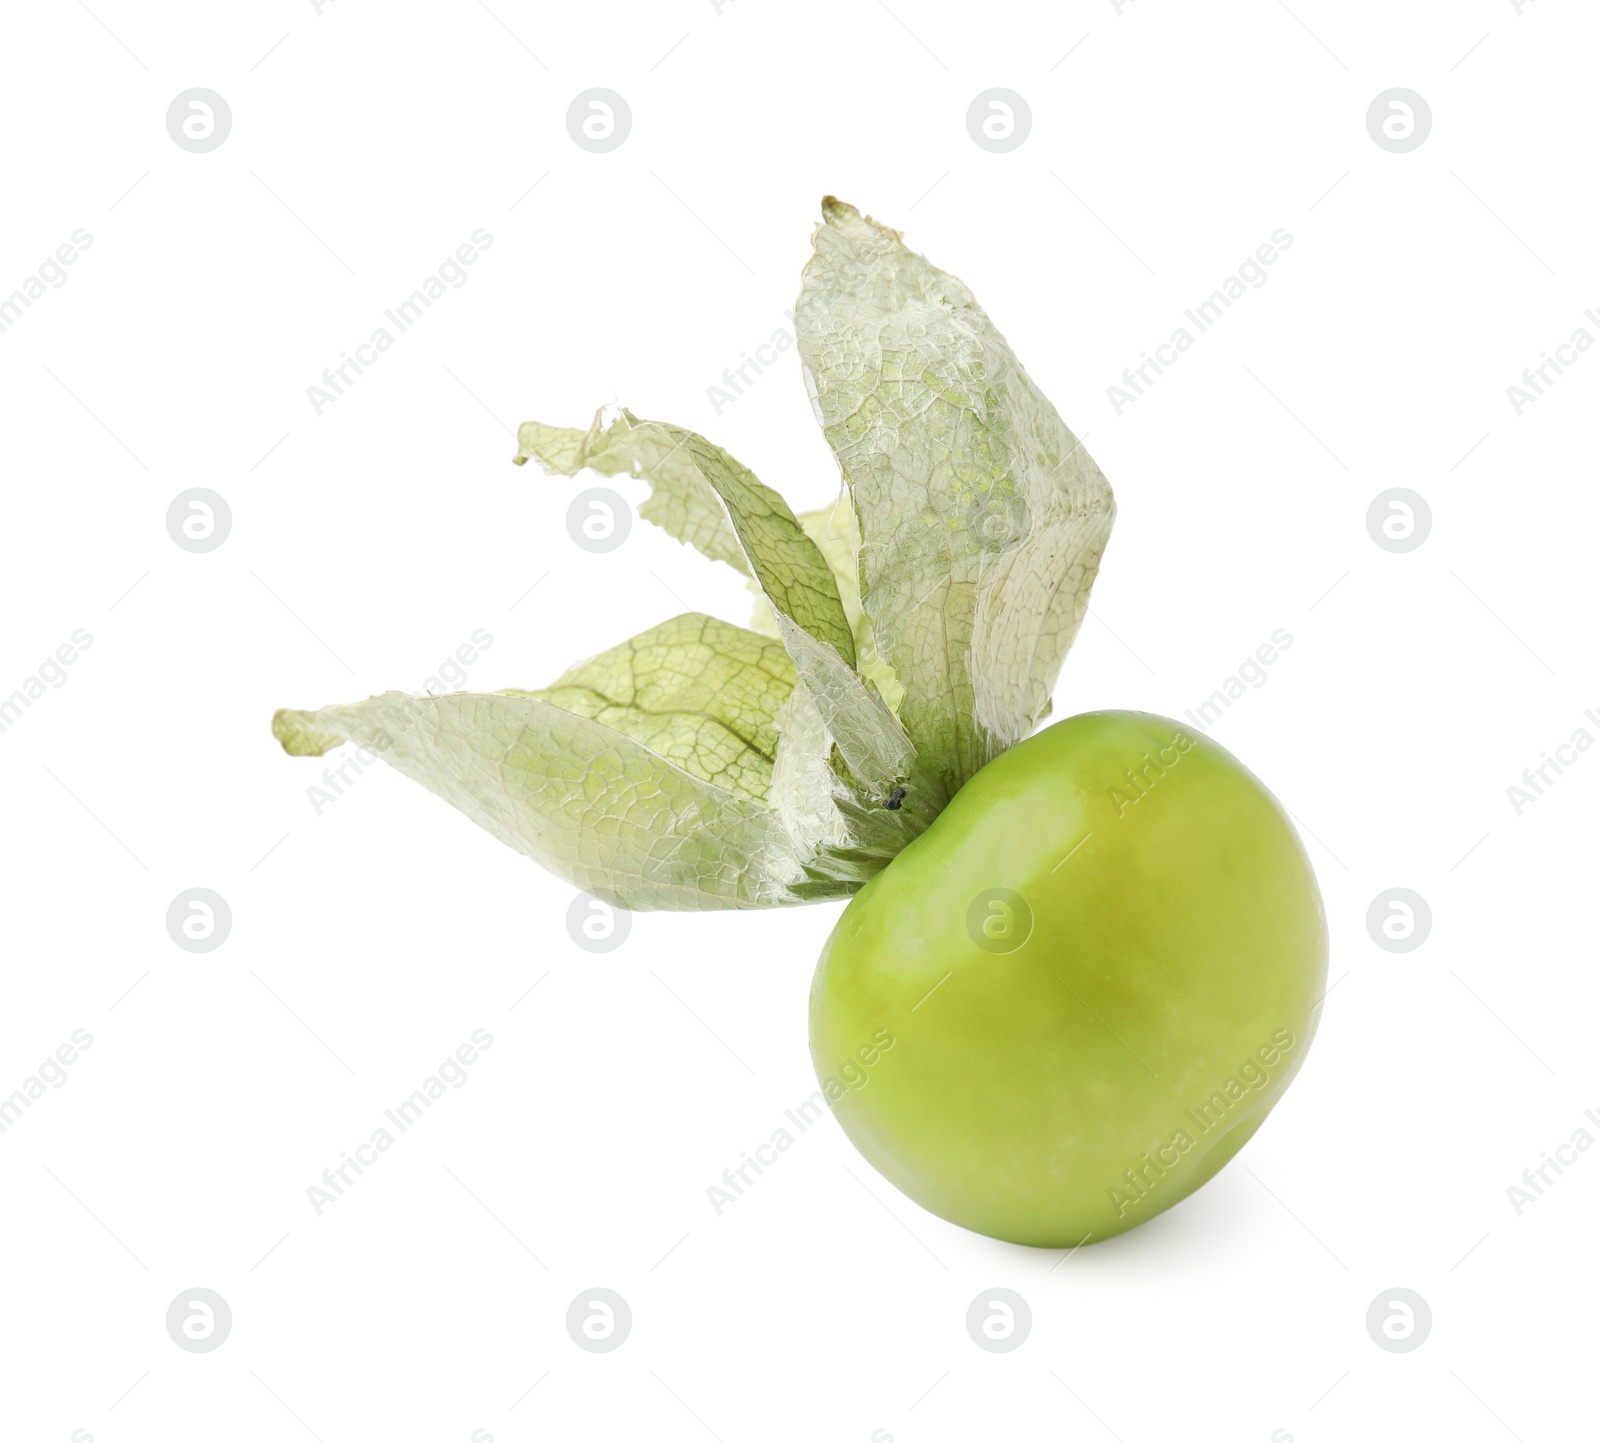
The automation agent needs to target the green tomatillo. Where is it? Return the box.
[271,199,1327,1251]
[809,710,1326,1247]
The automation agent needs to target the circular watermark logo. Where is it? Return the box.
[966,1288,1031,1353]
[566,488,631,554]
[965,491,1028,551]
[167,889,232,954]
[966,888,1032,954]
[166,1288,232,1353]
[1366,888,1431,954]
[567,89,631,153]
[167,488,232,554]
[567,1288,631,1352]
[1366,88,1431,154]
[167,89,233,153]
[566,893,630,954]
[1366,1288,1431,1353]
[966,89,1032,153]
[1366,488,1430,554]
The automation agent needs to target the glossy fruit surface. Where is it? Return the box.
[809,710,1326,1247]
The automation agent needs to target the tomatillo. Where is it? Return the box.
[809,710,1326,1247]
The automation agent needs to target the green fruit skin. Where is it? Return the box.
[808,710,1327,1248]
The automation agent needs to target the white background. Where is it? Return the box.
[1,1,1595,1439]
